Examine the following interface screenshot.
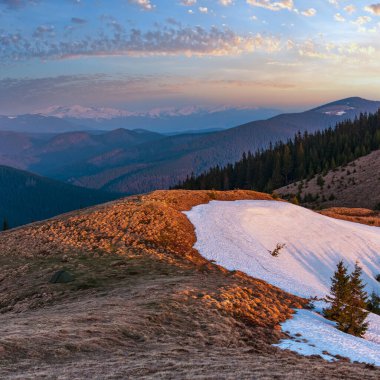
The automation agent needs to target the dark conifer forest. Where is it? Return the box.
[0,166,118,228]
[175,111,380,193]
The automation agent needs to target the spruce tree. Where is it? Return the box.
[324,261,369,337]
[323,260,350,321]
[2,218,9,231]
[341,262,369,337]
[368,292,380,315]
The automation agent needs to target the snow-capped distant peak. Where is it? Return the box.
[33,104,263,120]
[34,105,137,120]
[145,105,258,117]
[147,106,203,118]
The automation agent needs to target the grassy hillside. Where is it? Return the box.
[0,165,118,228]
[0,190,378,378]
[276,149,380,210]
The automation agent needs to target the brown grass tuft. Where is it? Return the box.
[320,207,380,227]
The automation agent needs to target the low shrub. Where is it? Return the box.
[268,243,286,257]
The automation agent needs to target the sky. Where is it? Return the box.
[1,0,380,114]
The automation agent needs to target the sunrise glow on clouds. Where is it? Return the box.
[0,0,380,113]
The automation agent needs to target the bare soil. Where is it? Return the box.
[0,190,379,379]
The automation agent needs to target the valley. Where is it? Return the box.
[1,97,379,196]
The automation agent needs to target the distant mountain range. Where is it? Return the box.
[0,166,118,228]
[0,97,379,195]
[0,114,88,134]
[1,106,281,134]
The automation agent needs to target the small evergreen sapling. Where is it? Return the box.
[323,260,350,321]
[323,261,369,337]
[341,263,369,337]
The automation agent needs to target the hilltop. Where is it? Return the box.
[0,190,379,378]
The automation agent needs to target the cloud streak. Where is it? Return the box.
[71,17,86,24]
[0,0,37,9]
[0,74,182,113]
[246,0,293,12]
[128,0,155,11]
[365,3,380,15]
[0,24,282,62]
[301,8,316,17]
[180,0,196,5]
[0,73,297,114]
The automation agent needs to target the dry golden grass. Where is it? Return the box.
[320,207,380,227]
[0,190,378,379]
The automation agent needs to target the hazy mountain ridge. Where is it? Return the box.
[176,108,380,207]
[0,97,379,195]
[1,106,281,134]
[0,114,89,134]
[0,165,118,228]
[87,97,379,194]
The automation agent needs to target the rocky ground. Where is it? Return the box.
[0,190,379,379]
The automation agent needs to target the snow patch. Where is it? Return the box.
[319,105,355,116]
[367,313,380,344]
[324,110,346,116]
[275,309,380,365]
[185,200,380,364]
[185,200,380,299]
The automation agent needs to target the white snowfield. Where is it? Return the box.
[185,200,380,365]
[275,309,380,364]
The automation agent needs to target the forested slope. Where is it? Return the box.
[176,111,380,202]
[0,166,117,228]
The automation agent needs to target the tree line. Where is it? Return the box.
[175,111,380,193]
